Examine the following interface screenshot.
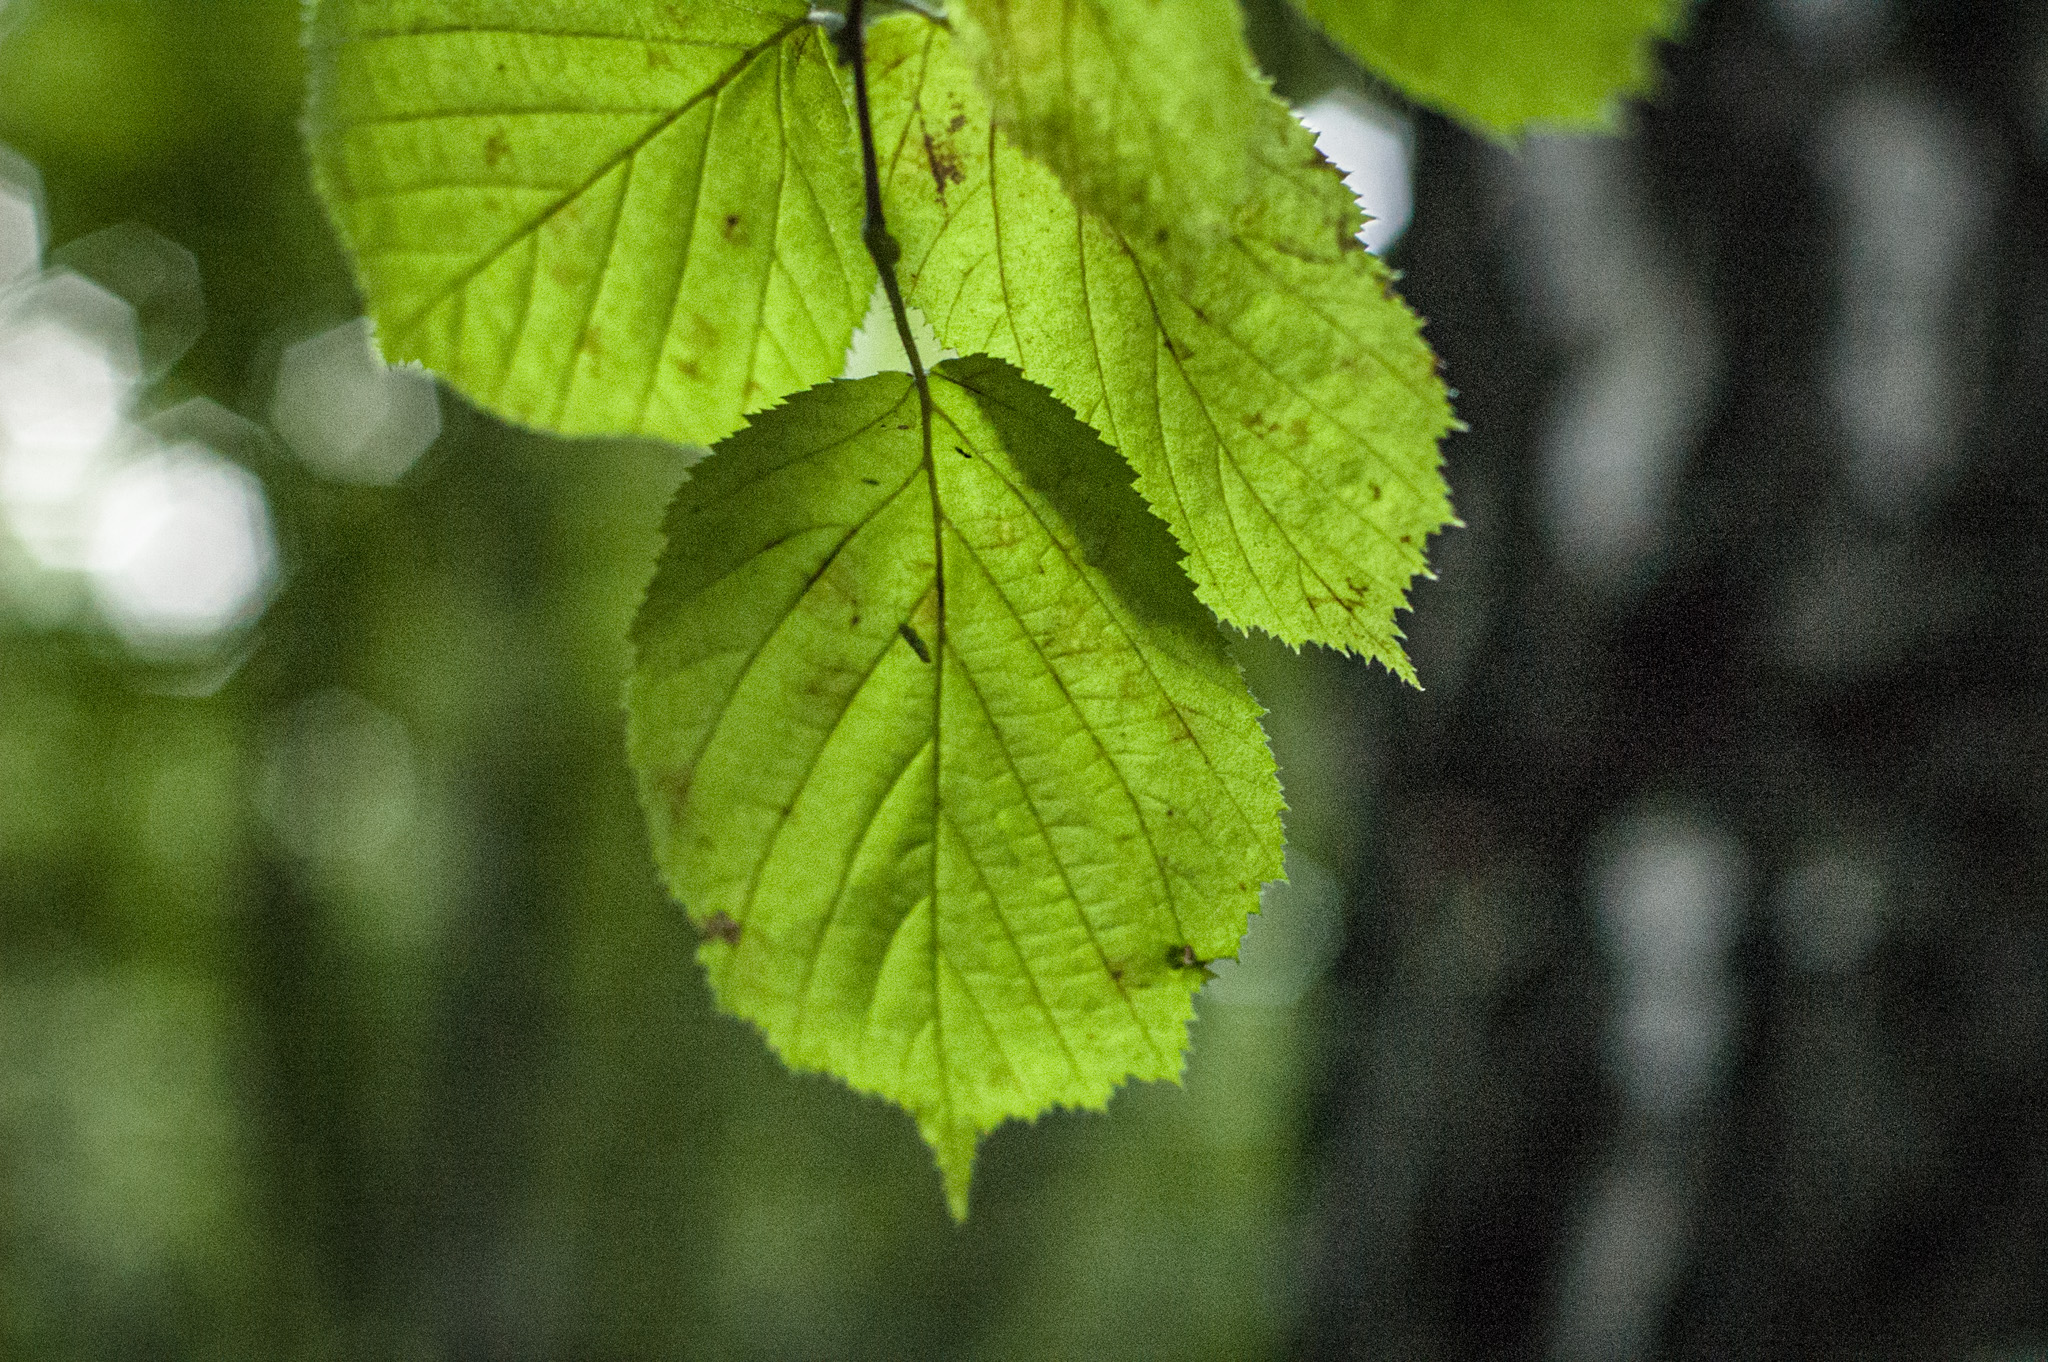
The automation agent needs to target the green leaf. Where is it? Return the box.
[944,0,1265,244]
[1291,0,1687,135]
[626,358,1284,1216]
[304,0,873,447]
[868,18,1455,675]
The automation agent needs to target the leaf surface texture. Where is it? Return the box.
[627,360,1285,1215]
[945,0,1264,244]
[305,0,872,447]
[869,19,1455,673]
[1293,0,1686,134]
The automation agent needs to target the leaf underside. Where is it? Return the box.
[868,17,1456,675]
[627,359,1284,1217]
[305,0,873,449]
[1293,0,1688,134]
[945,0,1265,246]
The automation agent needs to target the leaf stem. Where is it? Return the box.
[841,1,939,652]
[843,0,930,396]
[842,0,948,1112]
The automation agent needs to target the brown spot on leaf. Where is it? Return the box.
[923,132,964,200]
[482,132,511,169]
[702,911,742,945]
[722,212,747,244]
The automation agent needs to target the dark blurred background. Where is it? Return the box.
[1,0,2044,1356]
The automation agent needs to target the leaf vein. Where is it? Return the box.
[374,17,807,343]
[937,552,1169,1069]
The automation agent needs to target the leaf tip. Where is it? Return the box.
[1381,644,1422,690]
[921,1116,981,1222]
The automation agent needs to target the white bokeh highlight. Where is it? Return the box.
[86,444,276,649]
[1820,82,1994,519]
[271,318,441,485]
[0,144,280,657]
[0,274,140,570]
[1594,813,1745,1118]
[1514,137,1720,588]
[0,317,126,461]
[1296,92,1413,255]
[1552,811,1747,1362]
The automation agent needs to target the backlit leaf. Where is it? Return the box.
[305,0,872,447]
[1293,0,1687,135]
[626,358,1284,1216]
[869,18,1456,675]
[945,0,1265,244]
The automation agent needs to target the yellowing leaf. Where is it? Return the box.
[305,0,873,447]
[945,0,1265,244]
[869,18,1456,675]
[626,359,1284,1216]
[1295,0,1687,135]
